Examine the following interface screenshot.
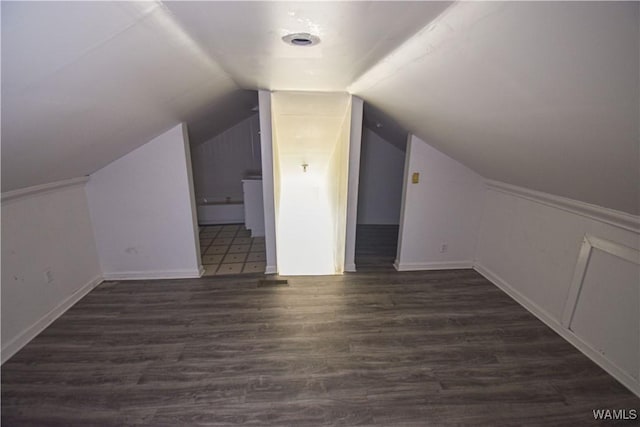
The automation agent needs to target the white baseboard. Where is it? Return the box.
[264,265,277,274]
[103,268,203,280]
[393,260,473,271]
[344,263,357,272]
[198,219,244,225]
[1,275,103,364]
[474,263,640,398]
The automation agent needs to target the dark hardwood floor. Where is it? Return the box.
[2,268,638,425]
[355,224,399,270]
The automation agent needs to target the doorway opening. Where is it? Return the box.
[198,224,266,275]
[355,103,407,270]
[270,91,353,276]
[187,90,267,276]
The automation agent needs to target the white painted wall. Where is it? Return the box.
[1,179,102,362]
[258,90,277,274]
[395,134,484,270]
[326,101,352,274]
[344,96,364,272]
[190,113,261,203]
[87,124,202,280]
[181,125,203,268]
[357,128,405,225]
[475,182,640,395]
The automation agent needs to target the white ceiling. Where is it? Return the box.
[163,1,450,91]
[351,1,639,215]
[2,1,638,214]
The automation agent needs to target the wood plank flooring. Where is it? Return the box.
[355,224,399,270]
[2,269,639,426]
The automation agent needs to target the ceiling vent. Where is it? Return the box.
[282,32,320,47]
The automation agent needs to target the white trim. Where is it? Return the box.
[1,177,89,204]
[562,235,640,328]
[103,269,203,280]
[197,265,205,277]
[264,265,277,275]
[474,263,640,398]
[485,179,640,233]
[258,90,278,274]
[198,219,244,225]
[344,96,364,272]
[393,260,473,271]
[395,133,414,264]
[561,235,640,384]
[1,275,103,364]
[587,235,640,264]
[561,236,593,328]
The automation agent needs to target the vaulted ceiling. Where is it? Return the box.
[2,1,638,214]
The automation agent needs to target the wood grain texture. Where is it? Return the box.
[355,224,399,270]
[2,268,638,426]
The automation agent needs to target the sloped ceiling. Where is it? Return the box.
[351,2,639,215]
[363,102,408,152]
[2,1,638,215]
[1,1,238,191]
[187,89,257,145]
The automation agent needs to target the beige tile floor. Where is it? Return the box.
[199,224,266,276]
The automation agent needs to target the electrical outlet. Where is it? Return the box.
[440,244,448,253]
[44,269,54,284]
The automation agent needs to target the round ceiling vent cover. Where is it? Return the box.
[282,32,320,47]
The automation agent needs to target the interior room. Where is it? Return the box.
[2,1,639,425]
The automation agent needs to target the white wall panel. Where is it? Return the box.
[191,114,261,203]
[87,124,202,279]
[395,135,484,270]
[475,183,640,395]
[1,180,101,362]
[357,128,405,225]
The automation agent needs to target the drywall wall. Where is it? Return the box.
[87,124,202,280]
[395,135,484,270]
[1,179,102,362]
[344,96,364,272]
[475,182,640,395]
[190,113,261,203]
[258,90,277,274]
[181,125,203,269]
[357,128,405,225]
[326,99,352,273]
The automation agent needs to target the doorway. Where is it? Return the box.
[354,103,407,270]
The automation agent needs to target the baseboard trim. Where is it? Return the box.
[264,265,277,275]
[1,275,103,364]
[198,219,245,225]
[393,260,473,271]
[473,263,640,398]
[344,263,357,272]
[103,269,203,280]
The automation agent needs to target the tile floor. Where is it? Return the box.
[199,224,266,276]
